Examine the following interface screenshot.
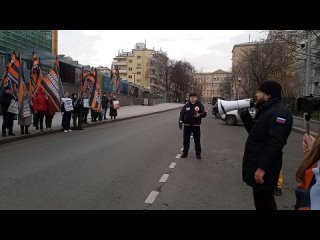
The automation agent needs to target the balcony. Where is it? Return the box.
[119,69,127,74]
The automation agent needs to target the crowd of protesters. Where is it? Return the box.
[1,90,119,136]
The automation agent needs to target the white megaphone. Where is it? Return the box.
[217,98,254,116]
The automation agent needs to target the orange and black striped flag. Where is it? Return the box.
[29,52,43,97]
[80,66,90,97]
[90,68,102,112]
[40,56,64,111]
[1,51,21,98]
[17,54,28,116]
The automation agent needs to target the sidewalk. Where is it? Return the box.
[0,103,183,145]
[292,116,319,136]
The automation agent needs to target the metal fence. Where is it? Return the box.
[283,97,320,120]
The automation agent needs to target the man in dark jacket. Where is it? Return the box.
[1,86,16,137]
[239,81,293,210]
[179,92,207,159]
[102,92,109,120]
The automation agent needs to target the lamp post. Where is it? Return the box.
[237,76,241,100]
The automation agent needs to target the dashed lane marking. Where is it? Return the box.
[145,191,159,204]
[175,154,181,158]
[159,174,169,183]
[169,162,176,168]
[180,148,184,152]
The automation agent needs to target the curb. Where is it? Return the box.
[0,106,182,146]
[292,126,317,136]
[293,116,320,124]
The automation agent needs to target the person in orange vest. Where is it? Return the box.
[295,133,319,210]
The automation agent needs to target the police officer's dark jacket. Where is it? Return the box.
[240,97,293,190]
[179,100,207,126]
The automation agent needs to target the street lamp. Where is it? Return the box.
[237,76,241,100]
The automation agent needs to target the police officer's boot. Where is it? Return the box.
[181,152,188,158]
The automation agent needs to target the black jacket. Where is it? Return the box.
[240,97,293,190]
[0,92,14,115]
[102,96,109,108]
[179,100,207,126]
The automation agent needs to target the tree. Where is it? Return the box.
[233,34,301,98]
[219,73,232,99]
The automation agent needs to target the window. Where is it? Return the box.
[129,67,132,71]
[129,75,132,79]
[137,56,141,59]
[137,72,141,75]
[129,60,133,63]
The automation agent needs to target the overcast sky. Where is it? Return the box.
[59,30,268,72]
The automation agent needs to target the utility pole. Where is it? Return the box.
[303,30,313,135]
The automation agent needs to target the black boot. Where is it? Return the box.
[21,126,25,135]
[2,132,6,137]
[180,152,188,158]
[25,126,30,134]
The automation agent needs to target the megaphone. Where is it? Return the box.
[217,98,254,116]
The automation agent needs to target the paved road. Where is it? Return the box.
[0,107,304,209]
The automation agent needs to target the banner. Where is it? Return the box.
[90,69,102,112]
[41,57,64,111]
[62,98,73,112]
[29,52,43,97]
[1,51,21,98]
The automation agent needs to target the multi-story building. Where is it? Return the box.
[231,41,264,99]
[0,30,59,79]
[194,69,232,103]
[112,43,167,92]
[0,31,83,97]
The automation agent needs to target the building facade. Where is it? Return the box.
[195,69,232,103]
[112,43,167,92]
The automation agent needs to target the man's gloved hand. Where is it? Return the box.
[179,121,183,130]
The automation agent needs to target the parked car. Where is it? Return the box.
[220,108,256,126]
[212,103,220,118]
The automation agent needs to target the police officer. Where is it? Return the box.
[239,81,293,210]
[179,92,207,159]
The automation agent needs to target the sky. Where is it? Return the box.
[59,30,268,72]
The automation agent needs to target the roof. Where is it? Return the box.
[213,69,228,74]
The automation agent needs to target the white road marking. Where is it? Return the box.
[176,154,181,158]
[144,191,159,204]
[159,174,169,183]
[169,162,176,168]
[180,148,184,152]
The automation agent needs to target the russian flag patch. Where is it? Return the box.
[276,117,286,124]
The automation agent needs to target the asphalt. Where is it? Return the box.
[0,103,183,145]
[1,103,319,146]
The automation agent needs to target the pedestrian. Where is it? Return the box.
[18,91,32,135]
[71,93,84,130]
[102,92,109,120]
[82,92,89,124]
[61,91,73,133]
[239,81,293,210]
[295,133,320,210]
[109,94,118,120]
[179,92,207,159]
[1,86,16,136]
[32,86,47,133]
[45,96,56,131]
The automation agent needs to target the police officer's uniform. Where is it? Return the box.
[179,96,206,159]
